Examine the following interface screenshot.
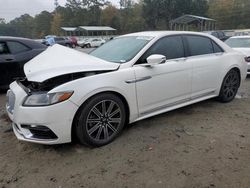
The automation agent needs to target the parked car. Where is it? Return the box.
[68,37,78,48]
[55,37,73,47]
[43,36,73,47]
[77,38,88,48]
[6,31,247,147]
[0,37,46,89]
[225,36,250,74]
[203,31,229,41]
[78,38,105,48]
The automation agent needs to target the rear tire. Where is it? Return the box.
[74,93,126,147]
[218,69,240,103]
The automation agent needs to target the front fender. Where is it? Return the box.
[50,69,139,123]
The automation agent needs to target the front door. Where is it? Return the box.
[133,35,192,116]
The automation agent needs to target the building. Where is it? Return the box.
[61,26,117,37]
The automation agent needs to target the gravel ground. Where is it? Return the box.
[0,77,250,188]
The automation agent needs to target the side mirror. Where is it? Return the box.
[146,54,166,65]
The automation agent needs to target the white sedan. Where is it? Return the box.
[78,38,105,48]
[225,36,250,74]
[6,31,248,147]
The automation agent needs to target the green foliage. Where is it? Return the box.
[142,0,208,30]
[51,13,63,35]
[208,0,250,29]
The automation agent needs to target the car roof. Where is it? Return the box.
[0,36,46,49]
[230,36,250,39]
[123,31,213,38]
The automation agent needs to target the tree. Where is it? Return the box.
[33,11,53,38]
[120,0,133,9]
[9,14,34,38]
[208,0,250,29]
[143,0,208,30]
[0,18,6,24]
[101,5,118,24]
[51,13,63,35]
[66,0,109,9]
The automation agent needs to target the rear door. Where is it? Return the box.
[0,40,35,87]
[0,41,20,87]
[183,35,224,99]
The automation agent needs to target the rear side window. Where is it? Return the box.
[138,35,184,64]
[212,41,223,53]
[186,36,213,56]
[7,41,30,54]
[0,42,10,54]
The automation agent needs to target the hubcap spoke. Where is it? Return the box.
[95,126,103,140]
[109,118,121,123]
[102,101,106,115]
[107,122,117,133]
[87,118,100,123]
[92,107,102,118]
[103,125,109,139]
[109,108,120,118]
[88,122,101,135]
[107,101,115,115]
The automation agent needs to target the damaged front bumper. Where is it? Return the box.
[6,81,79,145]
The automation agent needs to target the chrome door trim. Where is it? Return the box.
[125,76,152,84]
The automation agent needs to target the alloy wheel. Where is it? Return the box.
[221,70,239,101]
[86,100,122,142]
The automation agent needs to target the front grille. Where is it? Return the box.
[6,90,15,114]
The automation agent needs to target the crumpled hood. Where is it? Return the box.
[24,44,119,82]
[233,48,250,56]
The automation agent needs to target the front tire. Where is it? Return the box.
[218,69,240,103]
[75,93,126,147]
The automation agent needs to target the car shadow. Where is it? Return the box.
[125,98,218,130]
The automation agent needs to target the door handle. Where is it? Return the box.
[174,58,187,62]
[215,53,223,56]
[5,58,14,61]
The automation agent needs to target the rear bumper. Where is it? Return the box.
[6,81,79,145]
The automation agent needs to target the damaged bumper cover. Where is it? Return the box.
[6,81,79,144]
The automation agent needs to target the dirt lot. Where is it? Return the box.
[0,78,250,188]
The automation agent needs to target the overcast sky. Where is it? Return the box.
[0,0,119,22]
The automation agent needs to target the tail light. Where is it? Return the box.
[244,56,250,62]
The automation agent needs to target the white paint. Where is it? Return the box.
[7,31,248,145]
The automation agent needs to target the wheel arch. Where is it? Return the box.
[71,90,130,141]
[220,66,241,87]
[227,66,241,84]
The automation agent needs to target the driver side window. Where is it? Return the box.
[137,35,185,64]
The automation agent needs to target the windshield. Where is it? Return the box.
[90,36,153,63]
[225,38,250,48]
